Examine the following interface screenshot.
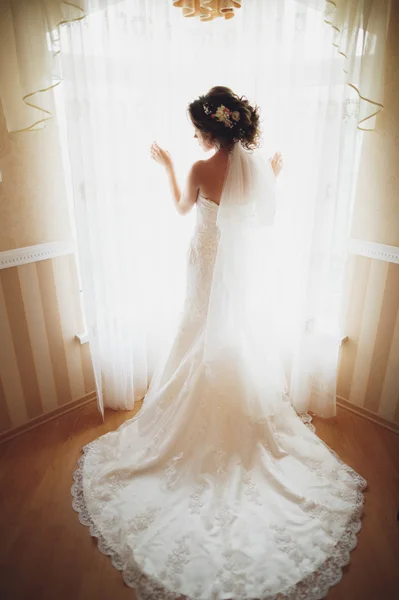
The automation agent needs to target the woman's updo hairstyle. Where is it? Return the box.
[188,86,260,151]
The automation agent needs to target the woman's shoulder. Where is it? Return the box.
[192,155,221,178]
[189,159,207,175]
[188,160,209,186]
[192,159,209,172]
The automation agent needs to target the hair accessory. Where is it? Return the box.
[202,103,240,128]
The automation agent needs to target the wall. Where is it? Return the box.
[0,94,95,439]
[0,99,71,252]
[337,2,399,431]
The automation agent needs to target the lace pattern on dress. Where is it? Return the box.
[298,411,316,433]
[71,433,366,600]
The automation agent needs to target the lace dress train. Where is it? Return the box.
[72,196,366,600]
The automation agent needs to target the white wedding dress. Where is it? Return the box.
[72,146,366,600]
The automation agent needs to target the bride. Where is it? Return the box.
[72,86,366,600]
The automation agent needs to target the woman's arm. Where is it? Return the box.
[151,142,201,215]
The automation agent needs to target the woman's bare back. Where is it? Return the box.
[196,151,230,205]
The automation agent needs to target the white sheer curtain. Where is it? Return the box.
[258,2,362,417]
[55,0,388,416]
[0,0,389,133]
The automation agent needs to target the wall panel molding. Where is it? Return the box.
[348,239,399,264]
[0,240,75,270]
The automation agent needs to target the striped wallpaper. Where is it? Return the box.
[0,248,398,437]
[338,253,399,427]
[0,253,95,436]
[0,247,398,438]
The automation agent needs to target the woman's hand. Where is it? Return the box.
[151,142,172,170]
[270,151,283,177]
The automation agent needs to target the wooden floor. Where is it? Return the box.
[0,402,398,600]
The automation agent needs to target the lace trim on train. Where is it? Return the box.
[298,411,316,433]
[71,412,367,600]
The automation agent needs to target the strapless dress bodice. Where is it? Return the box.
[195,194,219,232]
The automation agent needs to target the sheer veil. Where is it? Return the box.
[203,143,289,422]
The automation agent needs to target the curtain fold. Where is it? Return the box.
[324,0,391,130]
[0,0,85,132]
[0,1,390,133]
